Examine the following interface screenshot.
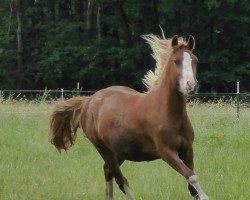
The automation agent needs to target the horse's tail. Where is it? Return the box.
[49,96,90,151]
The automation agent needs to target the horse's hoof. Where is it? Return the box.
[198,195,209,200]
[193,195,199,200]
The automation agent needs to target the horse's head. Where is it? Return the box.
[170,35,198,95]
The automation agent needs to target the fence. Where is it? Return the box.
[1,89,249,121]
[0,89,95,101]
[0,89,249,102]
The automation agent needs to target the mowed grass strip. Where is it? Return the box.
[0,100,249,200]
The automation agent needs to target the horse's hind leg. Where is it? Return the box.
[104,163,114,200]
[104,158,125,200]
[100,148,135,200]
[105,160,135,200]
[113,167,135,200]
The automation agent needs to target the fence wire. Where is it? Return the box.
[0,89,249,105]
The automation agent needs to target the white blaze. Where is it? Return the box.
[179,52,195,94]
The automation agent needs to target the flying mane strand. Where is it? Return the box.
[142,32,186,92]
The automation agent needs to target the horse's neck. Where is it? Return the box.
[155,68,187,120]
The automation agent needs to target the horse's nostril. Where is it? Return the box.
[187,81,193,90]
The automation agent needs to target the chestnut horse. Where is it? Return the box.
[49,34,209,200]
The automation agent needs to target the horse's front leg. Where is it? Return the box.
[179,146,209,200]
[178,146,198,198]
[158,146,209,200]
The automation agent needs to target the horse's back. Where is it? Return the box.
[87,85,144,121]
[89,86,143,107]
[96,86,140,96]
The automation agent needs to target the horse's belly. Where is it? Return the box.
[111,137,159,162]
[118,150,159,162]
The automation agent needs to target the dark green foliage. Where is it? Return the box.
[0,0,249,92]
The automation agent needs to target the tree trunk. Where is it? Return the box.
[97,5,101,39]
[59,0,70,18]
[86,0,94,33]
[55,0,59,20]
[76,0,84,16]
[8,0,14,37]
[152,0,159,31]
[16,0,23,89]
[113,0,132,47]
[46,0,55,21]
[174,9,181,33]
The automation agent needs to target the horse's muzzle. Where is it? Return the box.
[186,80,199,95]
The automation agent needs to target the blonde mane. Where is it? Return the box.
[142,33,186,91]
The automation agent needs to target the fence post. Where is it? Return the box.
[77,82,80,90]
[76,82,80,96]
[236,82,240,122]
[61,89,64,100]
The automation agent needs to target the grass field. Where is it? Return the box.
[0,99,249,200]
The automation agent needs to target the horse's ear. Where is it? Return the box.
[187,35,195,50]
[171,35,178,47]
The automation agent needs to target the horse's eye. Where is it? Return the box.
[174,59,180,66]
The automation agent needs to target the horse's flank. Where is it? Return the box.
[82,86,161,161]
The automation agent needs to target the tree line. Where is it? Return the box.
[0,0,249,92]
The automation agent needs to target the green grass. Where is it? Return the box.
[0,100,249,200]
